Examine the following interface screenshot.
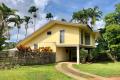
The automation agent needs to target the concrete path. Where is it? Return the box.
[55,62,106,80]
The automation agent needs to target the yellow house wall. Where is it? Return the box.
[91,33,95,46]
[56,24,80,45]
[24,24,80,52]
[56,47,69,62]
[24,24,96,52]
[80,29,95,47]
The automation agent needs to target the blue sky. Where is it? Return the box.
[0,0,120,42]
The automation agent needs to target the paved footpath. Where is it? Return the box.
[55,62,107,80]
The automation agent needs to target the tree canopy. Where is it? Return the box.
[103,24,120,52]
[72,6,102,27]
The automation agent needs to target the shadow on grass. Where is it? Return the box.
[92,61,116,64]
[26,63,55,68]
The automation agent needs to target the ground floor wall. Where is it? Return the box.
[56,47,69,62]
[28,42,93,63]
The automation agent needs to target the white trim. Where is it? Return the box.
[77,45,80,64]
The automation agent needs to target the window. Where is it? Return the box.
[81,30,83,44]
[60,30,65,43]
[47,31,51,35]
[85,33,90,45]
[34,43,38,49]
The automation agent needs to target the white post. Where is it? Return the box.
[77,45,80,64]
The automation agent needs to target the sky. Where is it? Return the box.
[0,0,120,42]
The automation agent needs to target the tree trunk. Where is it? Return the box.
[17,28,19,42]
[0,21,5,37]
[25,24,28,38]
[33,18,36,32]
[106,52,117,63]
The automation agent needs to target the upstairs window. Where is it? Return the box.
[60,30,65,43]
[34,43,38,49]
[85,33,90,45]
[47,31,51,35]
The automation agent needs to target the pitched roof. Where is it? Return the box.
[17,20,97,46]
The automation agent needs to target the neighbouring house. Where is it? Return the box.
[17,20,100,64]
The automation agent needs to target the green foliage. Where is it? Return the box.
[28,6,38,32]
[4,42,16,49]
[24,16,31,37]
[103,24,120,51]
[80,49,88,58]
[0,3,17,37]
[80,49,88,63]
[72,10,88,23]
[28,6,38,18]
[0,37,6,51]
[115,3,120,13]
[95,3,120,62]
[104,13,118,26]
[72,6,102,26]
[105,3,120,26]
[28,6,38,14]
[61,18,67,22]
[0,3,17,19]
[90,28,110,62]
[93,24,120,62]
[0,3,23,42]
[46,12,53,20]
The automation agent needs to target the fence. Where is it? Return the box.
[0,51,56,69]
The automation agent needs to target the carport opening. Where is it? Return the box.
[66,47,77,62]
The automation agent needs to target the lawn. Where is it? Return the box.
[74,62,120,77]
[0,64,73,80]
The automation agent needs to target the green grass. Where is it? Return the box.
[74,62,120,77]
[0,64,74,80]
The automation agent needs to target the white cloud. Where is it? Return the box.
[34,0,50,11]
[53,16,58,20]
[94,20,105,30]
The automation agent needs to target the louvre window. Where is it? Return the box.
[85,33,90,45]
[60,30,65,43]
[47,31,51,35]
[34,44,38,49]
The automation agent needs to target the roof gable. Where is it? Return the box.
[17,20,93,46]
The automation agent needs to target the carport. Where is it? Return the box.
[56,45,80,64]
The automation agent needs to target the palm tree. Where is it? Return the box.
[46,12,53,20]
[28,6,38,32]
[71,6,102,28]
[72,8,90,24]
[24,16,31,37]
[6,26,13,40]
[7,15,23,42]
[88,6,102,27]
[61,18,67,22]
[15,16,23,42]
[0,3,17,41]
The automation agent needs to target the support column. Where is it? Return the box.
[77,45,80,64]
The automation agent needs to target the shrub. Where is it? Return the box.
[17,45,32,52]
[0,37,6,51]
[17,45,53,53]
[91,49,111,62]
[39,47,52,52]
[80,49,88,63]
